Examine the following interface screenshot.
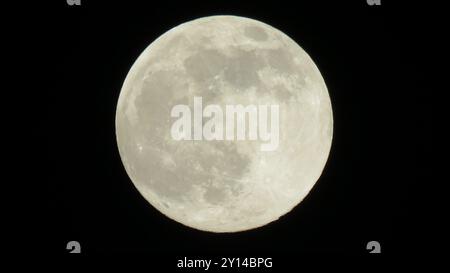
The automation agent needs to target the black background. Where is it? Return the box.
[35,0,424,264]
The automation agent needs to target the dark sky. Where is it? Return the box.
[31,0,426,265]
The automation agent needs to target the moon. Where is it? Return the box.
[115,15,333,232]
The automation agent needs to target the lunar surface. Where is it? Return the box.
[115,16,333,232]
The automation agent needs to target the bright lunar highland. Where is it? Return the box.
[115,15,333,232]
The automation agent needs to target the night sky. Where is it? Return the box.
[30,0,426,266]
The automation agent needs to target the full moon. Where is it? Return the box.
[115,16,333,232]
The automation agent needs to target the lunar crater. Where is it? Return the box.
[244,26,268,41]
